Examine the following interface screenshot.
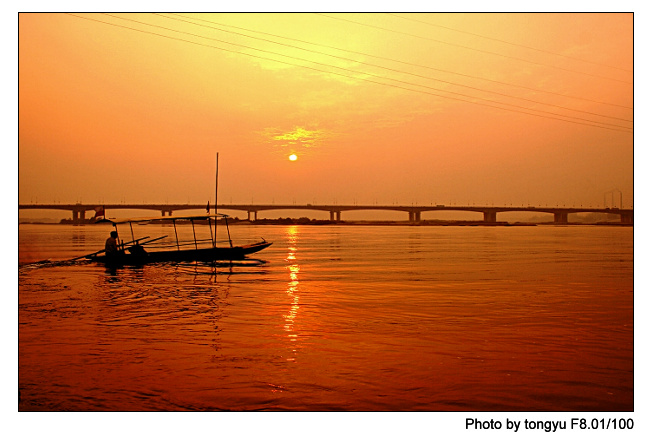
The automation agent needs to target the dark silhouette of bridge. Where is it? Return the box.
[18,203,634,225]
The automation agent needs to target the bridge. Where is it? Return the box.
[18,203,634,225]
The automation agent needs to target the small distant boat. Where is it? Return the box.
[83,214,272,266]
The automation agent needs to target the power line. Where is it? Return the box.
[170,13,631,111]
[77,13,633,133]
[117,13,632,131]
[65,13,632,133]
[315,13,633,85]
[159,13,631,124]
[386,13,633,73]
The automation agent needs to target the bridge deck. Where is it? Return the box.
[19,203,633,224]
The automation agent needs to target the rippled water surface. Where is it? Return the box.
[18,224,633,411]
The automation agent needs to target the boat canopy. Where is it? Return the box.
[95,213,230,225]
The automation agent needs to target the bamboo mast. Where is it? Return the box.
[215,152,233,247]
[210,153,219,247]
[215,152,220,218]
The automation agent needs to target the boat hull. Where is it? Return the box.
[90,241,272,266]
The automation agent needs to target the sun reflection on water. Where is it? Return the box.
[284,226,301,360]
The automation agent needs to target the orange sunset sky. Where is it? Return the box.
[18,13,633,211]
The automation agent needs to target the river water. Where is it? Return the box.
[18,223,633,412]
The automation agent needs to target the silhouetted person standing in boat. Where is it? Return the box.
[105,231,120,258]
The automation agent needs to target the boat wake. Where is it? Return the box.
[19,257,269,278]
[19,259,91,271]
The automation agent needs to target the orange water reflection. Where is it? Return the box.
[284,226,300,361]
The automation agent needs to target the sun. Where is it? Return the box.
[288,154,298,161]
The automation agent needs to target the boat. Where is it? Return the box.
[83,213,272,266]
[79,153,272,266]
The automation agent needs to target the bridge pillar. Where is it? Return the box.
[408,211,421,222]
[554,212,568,224]
[72,210,79,221]
[621,212,633,224]
[247,211,258,221]
[483,211,497,223]
[330,211,341,221]
[161,210,173,216]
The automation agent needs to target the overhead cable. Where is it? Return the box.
[160,12,632,124]
[170,13,632,111]
[65,13,632,133]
